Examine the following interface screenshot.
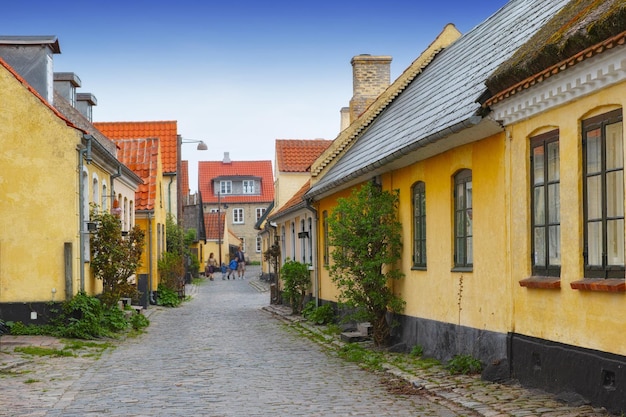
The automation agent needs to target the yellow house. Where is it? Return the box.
[307,0,570,386]
[0,36,142,323]
[115,138,167,306]
[0,49,84,323]
[485,1,626,412]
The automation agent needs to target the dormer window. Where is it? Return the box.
[220,180,232,194]
[243,180,255,194]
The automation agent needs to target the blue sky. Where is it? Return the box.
[2,0,508,191]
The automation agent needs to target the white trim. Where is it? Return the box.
[490,44,626,126]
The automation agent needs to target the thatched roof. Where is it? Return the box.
[486,0,626,94]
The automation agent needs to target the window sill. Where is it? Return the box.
[519,276,561,289]
[570,278,625,292]
[451,267,473,273]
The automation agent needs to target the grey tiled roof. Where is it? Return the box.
[307,0,570,199]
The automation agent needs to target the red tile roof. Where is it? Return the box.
[275,139,332,172]
[94,121,178,174]
[198,160,274,204]
[181,160,189,197]
[204,211,225,240]
[115,138,160,210]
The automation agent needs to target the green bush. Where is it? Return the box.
[129,312,150,330]
[303,301,335,325]
[445,354,482,375]
[281,259,310,315]
[157,284,181,307]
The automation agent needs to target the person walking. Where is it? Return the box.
[236,246,246,279]
[206,253,218,281]
[227,256,238,280]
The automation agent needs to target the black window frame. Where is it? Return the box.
[453,169,473,270]
[582,109,624,279]
[530,130,561,277]
[412,181,426,269]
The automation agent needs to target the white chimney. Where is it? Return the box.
[223,152,231,164]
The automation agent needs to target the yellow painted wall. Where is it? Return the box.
[0,65,83,302]
[509,81,626,355]
[391,133,511,333]
[314,133,512,334]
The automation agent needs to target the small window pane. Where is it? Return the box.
[548,183,560,223]
[534,186,545,225]
[533,146,545,184]
[547,141,560,182]
[586,176,602,220]
[466,237,473,264]
[534,228,546,266]
[607,219,625,266]
[465,209,473,236]
[606,171,624,218]
[548,225,561,266]
[587,221,603,266]
[606,122,623,170]
[586,129,602,174]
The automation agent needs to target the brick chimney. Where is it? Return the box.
[0,36,61,104]
[53,72,81,106]
[76,93,97,122]
[349,54,392,123]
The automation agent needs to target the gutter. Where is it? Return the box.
[306,115,484,201]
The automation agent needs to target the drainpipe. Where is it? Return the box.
[305,198,319,307]
[110,164,121,203]
[167,176,174,220]
[78,134,94,293]
[148,212,154,304]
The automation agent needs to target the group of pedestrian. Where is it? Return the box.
[205,247,246,281]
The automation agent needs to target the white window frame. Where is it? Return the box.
[233,208,244,224]
[242,180,255,194]
[220,180,232,194]
[256,236,262,253]
[256,207,266,222]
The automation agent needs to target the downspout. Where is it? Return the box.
[167,176,174,220]
[78,134,94,293]
[110,164,122,205]
[305,199,319,307]
[148,212,154,304]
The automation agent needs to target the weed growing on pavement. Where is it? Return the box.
[24,378,40,384]
[156,284,181,307]
[410,345,424,357]
[445,354,482,375]
[338,343,385,371]
[302,302,335,325]
[14,346,75,357]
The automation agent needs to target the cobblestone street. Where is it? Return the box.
[0,266,614,416]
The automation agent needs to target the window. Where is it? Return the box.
[256,236,262,253]
[583,109,624,278]
[233,208,244,224]
[243,180,255,194]
[220,181,232,194]
[308,217,313,264]
[531,130,561,276]
[256,207,266,222]
[291,222,296,259]
[102,183,108,211]
[301,219,306,263]
[323,210,329,266]
[92,176,99,206]
[454,170,473,269]
[412,181,426,268]
[240,237,246,252]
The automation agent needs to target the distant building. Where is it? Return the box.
[198,152,274,264]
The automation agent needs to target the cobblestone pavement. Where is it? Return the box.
[0,266,614,416]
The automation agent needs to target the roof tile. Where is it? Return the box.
[94,121,178,174]
[198,160,274,204]
[115,138,160,210]
[276,139,332,173]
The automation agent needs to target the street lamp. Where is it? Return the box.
[177,136,208,223]
[180,138,208,150]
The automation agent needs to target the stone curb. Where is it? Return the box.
[261,304,611,417]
